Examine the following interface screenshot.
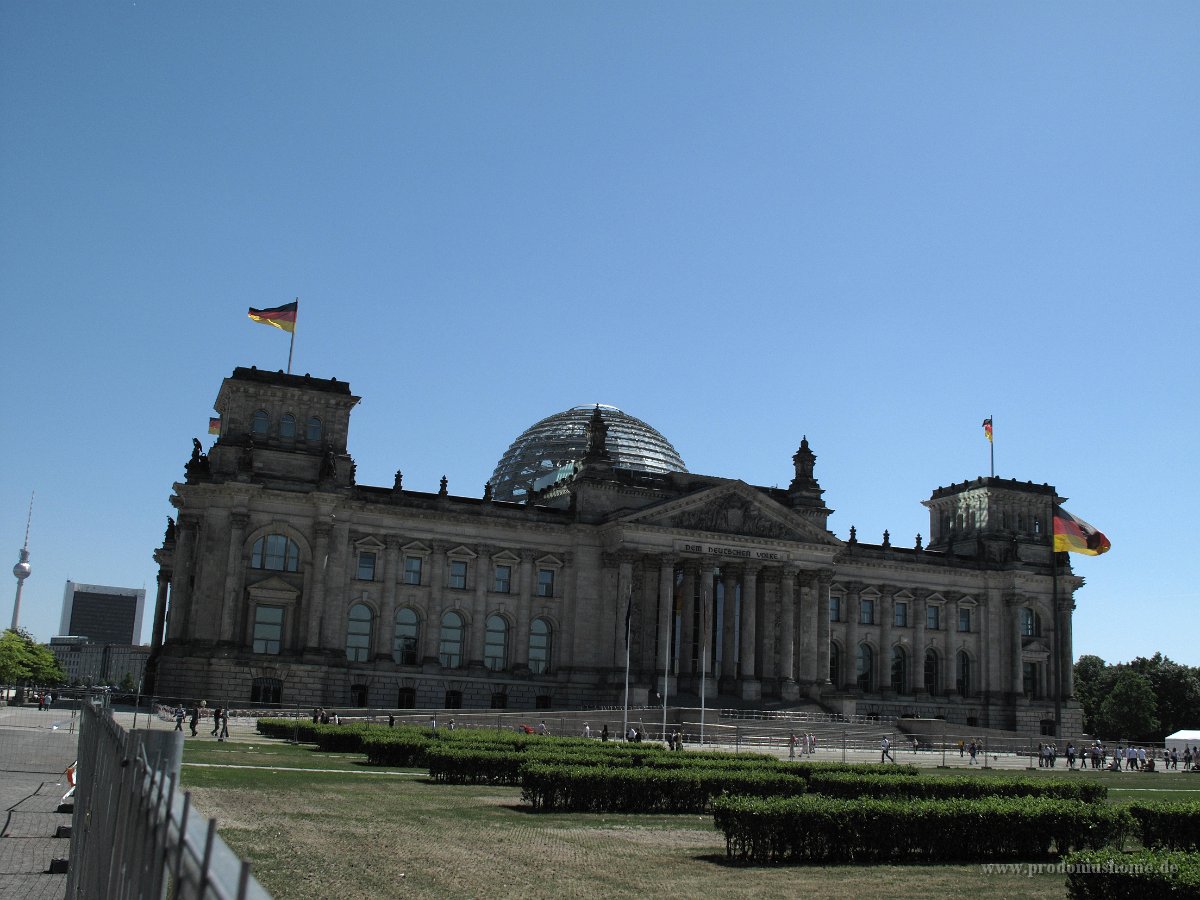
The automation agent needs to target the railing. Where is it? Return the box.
[66,701,272,900]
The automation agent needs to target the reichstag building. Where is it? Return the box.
[146,366,1084,736]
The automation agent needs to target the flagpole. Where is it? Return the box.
[287,297,298,374]
[661,573,673,747]
[622,586,631,741]
[699,577,708,748]
[989,414,994,477]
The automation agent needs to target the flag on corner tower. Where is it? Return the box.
[247,300,298,333]
[982,417,993,443]
[208,417,221,435]
[1052,506,1111,556]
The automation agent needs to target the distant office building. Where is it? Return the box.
[49,636,150,687]
[59,582,146,646]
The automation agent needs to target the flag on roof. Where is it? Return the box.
[208,417,221,435]
[1052,506,1111,556]
[982,417,993,443]
[247,300,298,333]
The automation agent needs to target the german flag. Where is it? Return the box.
[982,417,993,443]
[208,417,221,435]
[247,300,297,333]
[1052,506,1110,556]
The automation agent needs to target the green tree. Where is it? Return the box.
[1074,654,1118,735]
[0,629,65,688]
[1097,669,1160,742]
[1128,653,1200,738]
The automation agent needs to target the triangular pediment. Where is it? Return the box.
[620,482,839,546]
[245,574,301,601]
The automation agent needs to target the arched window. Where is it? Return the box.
[306,417,322,442]
[856,643,873,691]
[957,650,972,697]
[528,618,552,675]
[251,534,300,572]
[829,642,841,687]
[279,414,296,439]
[393,608,420,665]
[1021,607,1042,637]
[925,649,940,695]
[439,612,464,668]
[346,603,372,662]
[484,615,508,671]
[890,646,907,694]
[252,409,270,436]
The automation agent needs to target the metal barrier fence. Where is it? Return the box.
[66,702,272,900]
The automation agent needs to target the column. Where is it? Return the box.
[150,568,170,654]
[319,522,350,650]
[720,570,738,683]
[613,554,635,668]
[640,561,659,674]
[843,585,860,690]
[304,522,332,651]
[165,514,200,642]
[698,564,718,695]
[468,546,490,668]
[679,565,696,676]
[816,570,832,686]
[779,567,799,700]
[1008,596,1024,700]
[218,511,250,643]
[878,587,892,694]
[796,571,817,684]
[513,551,534,668]
[912,592,926,693]
[1062,599,1075,698]
[758,570,779,683]
[381,537,401,660]
[738,565,760,700]
[656,555,675,693]
[422,545,447,663]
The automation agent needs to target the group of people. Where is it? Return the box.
[36,691,54,710]
[170,701,227,740]
[788,731,818,759]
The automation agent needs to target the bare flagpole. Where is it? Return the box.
[287,297,298,374]
[989,413,994,477]
[621,585,632,740]
[700,576,709,747]
[661,572,674,745]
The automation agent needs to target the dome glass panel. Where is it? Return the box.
[490,405,687,502]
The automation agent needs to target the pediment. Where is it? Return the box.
[621,482,838,546]
[245,575,301,601]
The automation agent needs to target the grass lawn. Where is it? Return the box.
[179,737,1197,900]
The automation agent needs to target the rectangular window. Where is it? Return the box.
[829,595,841,622]
[252,605,283,655]
[536,568,555,598]
[403,556,423,586]
[494,564,512,593]
[894,601,908,628]
[958,608,971,632]
[927,605,940,630]
[859,598,873,625]
[449,559,468,590]
[356,551,376,581]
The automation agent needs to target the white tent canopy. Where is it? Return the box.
[1164,730,1200,753]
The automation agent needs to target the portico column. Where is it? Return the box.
[720,570,738,684]
[738,565,760,700]
[816,570,832,686]
[656,555,675,693]
[640,561,659,674]
[679,565,696,676]
[779,567,799,700]
[613,554,635,668]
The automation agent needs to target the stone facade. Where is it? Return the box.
[146,367,1084,737]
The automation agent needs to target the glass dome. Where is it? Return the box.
[491,405,688,502]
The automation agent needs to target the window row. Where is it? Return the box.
[251,410,323,442]
[357,552,558,598]
[829,596,973,632]
[252,603,554,674]
[829,643,975,697]
[250,535,561,601]
[248,678,556,711]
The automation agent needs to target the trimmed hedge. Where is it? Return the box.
[1065,848,1200,899]
[1128,803,1200,851]
[807,772,1107,803]
[712,794,1131,864]
[521,763,809,814]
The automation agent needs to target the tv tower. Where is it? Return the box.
[10,492,33,631]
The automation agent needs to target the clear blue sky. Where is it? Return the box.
[2,3,1196,666]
